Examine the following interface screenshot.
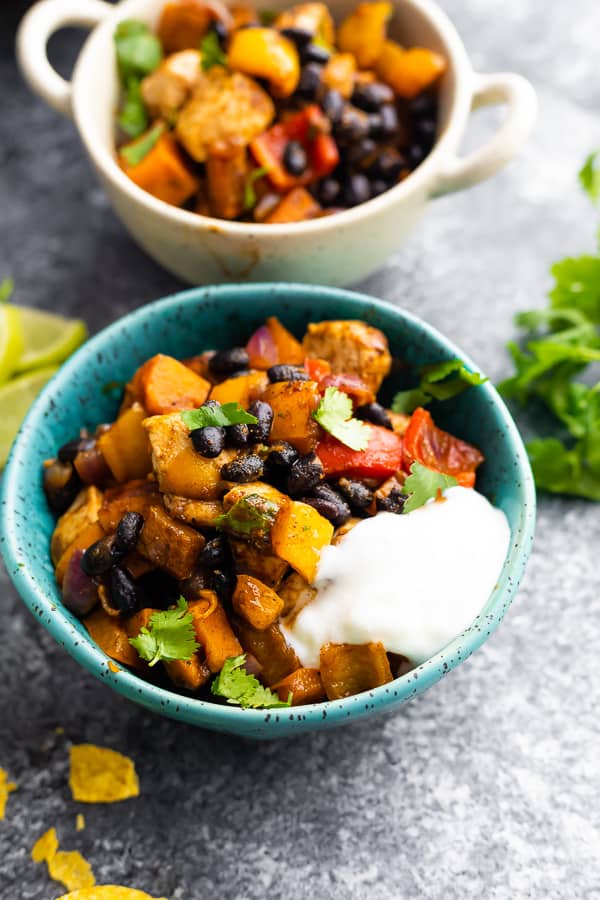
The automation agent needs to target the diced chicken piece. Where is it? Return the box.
[137,505,205,579]
[51,486,103,566]
[278,571,317,622]
[163,494,224,528]
[176,68,275,162]
[229,538,290,589]
[141,49,201,119]
[302,319,392,394]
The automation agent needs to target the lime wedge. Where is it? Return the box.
[0,365,58,467]
[0,304,25,383]
[12,305,87,374]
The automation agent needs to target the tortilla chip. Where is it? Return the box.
[76,813,86,832]
[49,849,96,892]
[0,767,17,819]
[56,888,168,899]
[31,827,59,863]
[69,745,139,803]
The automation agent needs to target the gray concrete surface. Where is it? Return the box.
[1,1,600,897]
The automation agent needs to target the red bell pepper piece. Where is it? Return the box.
[250,105,339,191]
[316,426,404,479]
[304,357,331,382]
[319,372,374,407]
[403,407,484,487]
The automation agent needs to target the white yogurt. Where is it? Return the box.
[281,487,511,667]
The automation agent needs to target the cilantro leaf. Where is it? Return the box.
[129,597,199,666]
[258,9,278,25]
[117,76,148,138]
[313,386,370,450]
[114,19,163,83]
[244,166,271,211]
[181,402,258,430]
[391,358,487,414]
[402,462,458,513]
[119,122,165,166]
[211,655,292,708]
[215,495,279,538]
[0,278,14,303]
[549,256,600,323]
[579,150,600,205]
[200,31,227,71]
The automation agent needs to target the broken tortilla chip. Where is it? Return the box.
[56,888,168,899]
[49,850,96,892]
[0,767,17,819]
[31,827,59,863]
[69,744,139,803]
[76,813,86,832]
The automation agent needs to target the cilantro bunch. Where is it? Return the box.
[499,152,600,500]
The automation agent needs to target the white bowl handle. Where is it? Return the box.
[17,0,111,119]
[433,72,537,196]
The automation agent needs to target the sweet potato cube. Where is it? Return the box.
[137,505,205,579]
[97,403,153,483]
[98,479,161,533]
[273,667,326,705]
[271,500,333,583]
[376,41,446,99]
[235,621,300,685]
[121,132,199,206]
[84,607,144,669]
[136,353,210,415]
[337,1,392,68]
[158,0,215,51]
[165,655,212,691]
[188,591,243,672]
[265,316,304,365]
[51,486,104,565]
[262,380,321,454]
[206,143,249,220]
[209,371,268,407]
[322,52,356,98]
[319,642,393,700]
[230,538,289,589]
[264,187,321,223]
[233,574,284,630]
[55,522,105,586]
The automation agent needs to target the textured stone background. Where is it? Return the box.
[2,1,600,898]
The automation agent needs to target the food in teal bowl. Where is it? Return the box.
[0,285,535,739]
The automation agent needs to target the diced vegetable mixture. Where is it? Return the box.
[114,0,446,223]
[43,317,484,707]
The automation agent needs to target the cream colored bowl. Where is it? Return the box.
[17,0,536,285]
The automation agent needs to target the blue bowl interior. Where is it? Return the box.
[0,285,535,739]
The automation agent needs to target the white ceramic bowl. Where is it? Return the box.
[17,0,536,285]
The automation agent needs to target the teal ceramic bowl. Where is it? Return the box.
[0,285,535,739]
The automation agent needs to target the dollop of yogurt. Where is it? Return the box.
[281,487,511,667]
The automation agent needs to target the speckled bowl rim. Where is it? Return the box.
[0,284,536,736]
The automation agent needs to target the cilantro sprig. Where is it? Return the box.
[244,167,271,211]
[181,402,258,430]
[498,151,600,501]
[129,597,199,666]
[215,495,279,538]
[200,31,227,71]
[313,386,370,451]
[211,655,292,708]
[391,359,487,415]
[402,462,458,514]
[119,122,165,166]
[114,20,163,138]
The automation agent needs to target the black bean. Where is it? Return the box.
[333,105,370,143]
[287,452,324,495]
[321,88,344,123]
[355,402,393,429]
[208,346,249,375]
[369,105,399,138]
[247,400,273,443]
[312,483,351,525]
[409,92,437,117]
[297,62,322,99]
[407,143,427,167]
[301,42,330,65]
[43,460,81,514]
[221,453,264,482]
[280,26,312,49]
[210,569,236,603]
[208,18,228,44]
[283,140,308,176]
[200,535,230,570]
[368,148,405,181]
[114,511,144,556]
[138,569,180,608]
[337,477,374,510]
[317,176,340,206]
[414,116,437,144]
[351,82,395,111]
[227,423,249,448]
[346,137,377,166]
[57,436,94,463]
[81,536,117,577]
[370,179,389,197]
[267,364,309,383]
[376,488,408,514]
[109,566,141,615]
[342,173,371,207]
[190,425,226,458]
[266,441,299,474]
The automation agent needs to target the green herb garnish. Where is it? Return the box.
[200,31,228,71]
[243,166,271,210]
[498,152,600,501]
[118,76,148,138]
[313,386,370,451]
[402,462,458,514]
[114,19,163,82]
[215,495,279,537]
[258,9,278,25]
[129,597,199,666]
[119,122,165,166]
[181,402,258,430]
[391,359,487,414]
[211,654,292,708]
[0,278,14,303]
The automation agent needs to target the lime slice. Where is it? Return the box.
[0,304,25,384]
[12,305,87,374]
[0,365,58,467]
